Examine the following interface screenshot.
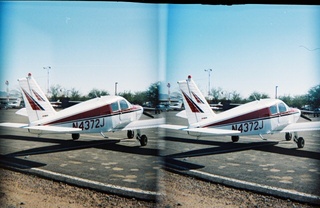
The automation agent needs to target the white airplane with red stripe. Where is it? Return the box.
[0,73,164,146]
[161,75,320,148]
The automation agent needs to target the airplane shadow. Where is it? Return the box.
[162,136,279,158]
[162,136,320,160]
[0,135,159,158]
[0,154,46,169]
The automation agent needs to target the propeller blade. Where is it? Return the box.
[300,113,312,121]
[143,111,154,118]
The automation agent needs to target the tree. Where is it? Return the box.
[87,89,109,99]
[146,82,160,107]
[210,87,224,103]
[50,84,63,101]
[118,91,134,103]
[278,95,293,106]
[132,91,147,105]
[229,90,242,103]
[69,88,82,101]
[248,91,269,101]
[292,95,308,108]
[307,84,320,109]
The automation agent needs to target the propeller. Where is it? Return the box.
[143,111,154,118]
[300,113,312,121]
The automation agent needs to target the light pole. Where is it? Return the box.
[115,82,118,95]
[204,69,212,97]
[275,86,278,99]
[5,80,9,104]
[167,83,171,105]
[43,66,51,94]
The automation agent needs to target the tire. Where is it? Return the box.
[285,133,292,141]
[297,137,304,148]
[72,133,80,140]
[140,135,148,146]
[231,136,239,142]
[127,130,134,139]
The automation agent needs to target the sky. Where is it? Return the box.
[1,2,319,99]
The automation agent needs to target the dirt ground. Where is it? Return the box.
[0,168,318,208]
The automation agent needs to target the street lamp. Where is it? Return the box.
[167,83,171,105]
[43,66,51,94]
[204,69,212,96]
[115,82,118,95]
[5,80,9,103]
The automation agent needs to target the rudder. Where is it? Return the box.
[19,73,56,123]
[178,75,216,126]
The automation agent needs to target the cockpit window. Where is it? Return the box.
[278,102,287,113]
[111,102,119,112]
[269,105,278,115]
[120,99,129,110]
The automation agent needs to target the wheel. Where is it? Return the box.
[72,133,80,140]
[297,137,304,148]
[127,130,134,139]
[285,132,292,141]
[140,135,148,146]
[231,136,239,142]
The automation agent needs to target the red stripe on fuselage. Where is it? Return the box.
[44,105,140,125]
[204,107,299,128]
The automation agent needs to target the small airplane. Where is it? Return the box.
[160,75,320,148]
[0,73,164,146]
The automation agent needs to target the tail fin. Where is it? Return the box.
[178,75,215,126]
[19,73,56,123]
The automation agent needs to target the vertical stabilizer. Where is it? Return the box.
[178,75,215,126]
[19,73,56,123]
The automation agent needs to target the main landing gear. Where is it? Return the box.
[127,130,148,146]
[72,133,80,140]
[231,136,239,142]
[285,132,304,148]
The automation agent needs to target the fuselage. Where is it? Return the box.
[196,99,301,136]
[30,96,143,133]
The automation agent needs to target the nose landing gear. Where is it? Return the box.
[287,132,304,148]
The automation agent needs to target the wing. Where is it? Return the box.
[160,124,241,135]
[0,122,29,128]
[279,121,320,133]
[122,118,165,131]
[0,122,82,133]
[27,125,82,133]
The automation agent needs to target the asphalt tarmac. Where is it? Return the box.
[162,111,320,204]
[0,109,163,200]
[1,109,319,204]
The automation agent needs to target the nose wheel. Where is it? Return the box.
[136,130,148,146]
[293,132,304,148]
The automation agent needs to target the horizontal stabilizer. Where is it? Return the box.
[0,122,82,133]
[15,108,28,117]
[122,118,165,131]
[176,110,187,119]
[279,121,320,133]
